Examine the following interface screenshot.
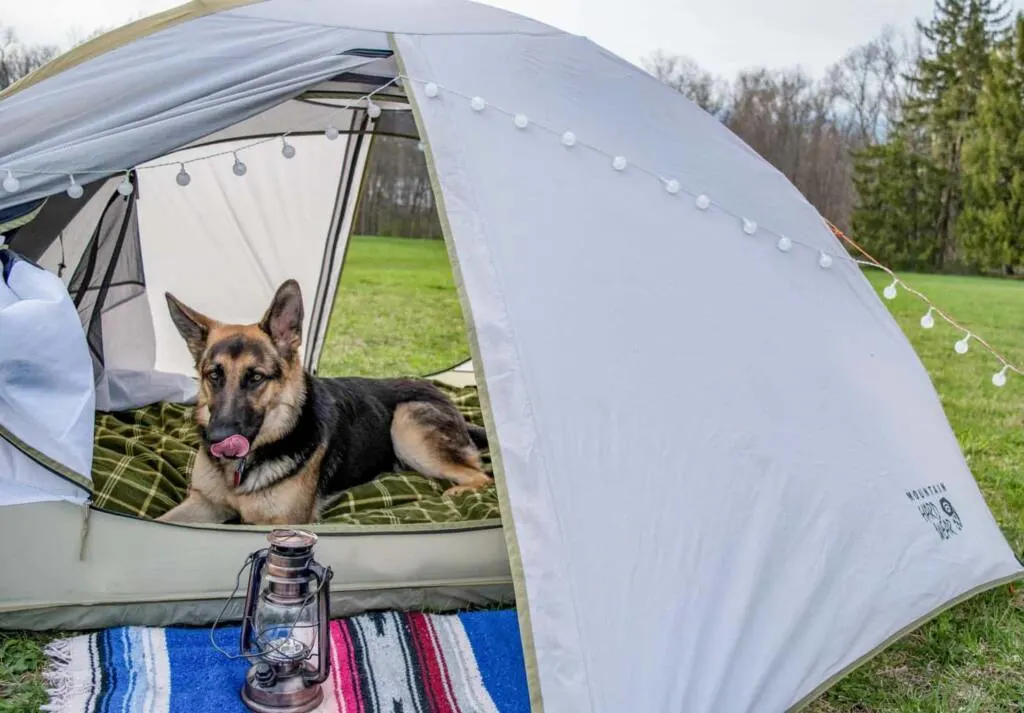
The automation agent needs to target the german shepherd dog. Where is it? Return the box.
[156,279,492,525]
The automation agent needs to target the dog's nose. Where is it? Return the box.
[206,423,241,444]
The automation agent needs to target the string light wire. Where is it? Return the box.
[3,72,1020,385]
[828,221,1022,381]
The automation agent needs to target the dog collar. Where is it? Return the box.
[233,459,247,488]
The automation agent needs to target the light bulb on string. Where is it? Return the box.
[742,218,757,235]
[993,365,1009,387]
[612,156,628,171]
[66,175,83,199]
[470,96,486,112]
[325,124,340,141]
[955,332,971,355]
[116,172,133,196]
[424,82,439,98]
[561,131,577,147]
[883,279,899,300]
[513,113,529,129]
[281,137,296,159]
[3,170,20,193]
[920,308,935,329]
[777,236,793,252]
[819,252,833,269]
[176,164,191,187]
[664,179,681,195]
[695,194,711,211]
[232,152,247,177]
[366,100,382,119]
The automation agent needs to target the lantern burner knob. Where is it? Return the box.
[254,663,276,688]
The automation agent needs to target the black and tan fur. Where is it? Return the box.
[156,279,492,526]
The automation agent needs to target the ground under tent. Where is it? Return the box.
[0,66,513,630]
[3,2,1023,711]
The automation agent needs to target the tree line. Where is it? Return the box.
[649,0,1024,276]
[8,4,1023,270]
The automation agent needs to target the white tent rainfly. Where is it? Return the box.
[0,1,1021,711]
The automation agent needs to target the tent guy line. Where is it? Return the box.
[1,72,1018,389]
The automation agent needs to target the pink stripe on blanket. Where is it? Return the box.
[407,612,459,713]
[329,620,364,713]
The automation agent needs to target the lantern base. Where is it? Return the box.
[241,663,324,713]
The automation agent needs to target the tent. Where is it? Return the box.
[1,1,1021,710]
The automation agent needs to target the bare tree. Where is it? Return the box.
[0,24,58,90]
[825,25,915,146]
[642,49,730,117]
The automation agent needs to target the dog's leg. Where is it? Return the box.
[391,402,494,497]
[157,490,236,523]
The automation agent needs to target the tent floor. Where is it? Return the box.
[0,501,513,631]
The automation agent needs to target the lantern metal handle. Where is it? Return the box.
[240,548,268,656]
[303,561,334,685]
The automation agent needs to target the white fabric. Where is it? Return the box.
[0,254,92,504]
[136,134,353,376]
[0,17,381,211]
[397,31,1024,713]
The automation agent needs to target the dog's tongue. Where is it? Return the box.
[210,434,250,459]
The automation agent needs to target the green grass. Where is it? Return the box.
[5,239,1024,712]
[317,236,469,377]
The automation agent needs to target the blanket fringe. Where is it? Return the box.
[39,637,94,713]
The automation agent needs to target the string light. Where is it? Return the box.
[175,164,191,187]
[3,170,20,193]
[280,137,296,159]
[883,279,899,300]
[6,72,1021,388]
[993,365,1009,387]
[116,172,133,196]
[955,333,971,355]
[65,175,83,199]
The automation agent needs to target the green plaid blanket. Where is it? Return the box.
[89,384,501,526]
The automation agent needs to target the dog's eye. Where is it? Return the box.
[249,372,265,385]
[207,367,224,386]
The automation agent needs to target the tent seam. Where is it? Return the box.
[222,9,568,38]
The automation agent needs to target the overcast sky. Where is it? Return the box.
[0,0,995,77]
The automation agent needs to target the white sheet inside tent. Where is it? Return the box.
[0,254,94,506]
[136,129,357,377]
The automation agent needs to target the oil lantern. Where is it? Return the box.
[239,529,333,713]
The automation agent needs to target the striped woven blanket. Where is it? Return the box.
[41,610,528,713]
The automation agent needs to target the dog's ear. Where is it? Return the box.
[165,292,215,363]
[260,279,304,360]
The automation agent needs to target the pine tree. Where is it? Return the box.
[959,13,1024,272]
[851,0,1009,271]
[853,135,946,269]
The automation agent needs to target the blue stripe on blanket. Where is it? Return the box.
[458,610,531,713]
[48,610,528,713]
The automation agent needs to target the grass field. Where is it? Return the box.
[3,235,1024,712]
